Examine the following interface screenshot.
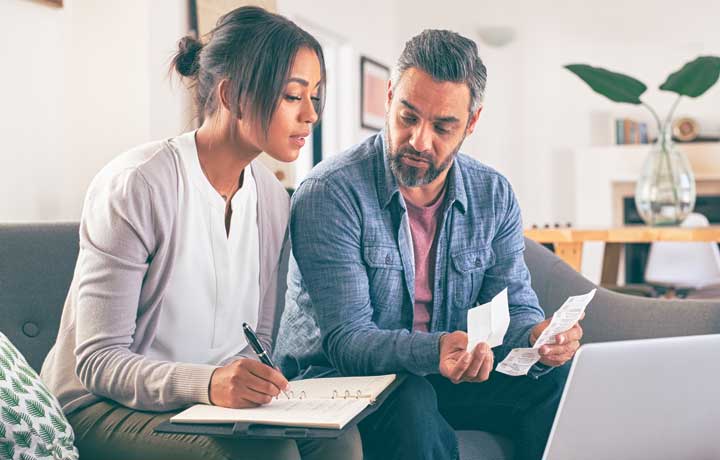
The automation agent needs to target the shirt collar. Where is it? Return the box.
[376,130,467,214]
[176,130,254,211]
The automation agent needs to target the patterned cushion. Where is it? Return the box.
[0,332,78,460]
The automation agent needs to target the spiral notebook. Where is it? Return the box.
[169,374,397,431]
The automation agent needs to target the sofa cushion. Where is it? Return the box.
[0,223,79,372]
[0,332,79,460]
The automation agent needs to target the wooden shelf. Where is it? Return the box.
[525,226,720,243]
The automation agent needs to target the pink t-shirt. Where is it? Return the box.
[404,188,447,332]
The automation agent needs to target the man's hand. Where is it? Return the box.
[209,358,289,408]
[529,313,585,367]
[439,331,494,384]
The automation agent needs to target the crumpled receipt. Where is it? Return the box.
[495,289,596,376]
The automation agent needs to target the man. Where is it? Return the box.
[274,29,583,460]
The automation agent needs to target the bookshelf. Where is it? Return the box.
[590,111,720,147]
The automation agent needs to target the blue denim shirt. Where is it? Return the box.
[274,132,547,379]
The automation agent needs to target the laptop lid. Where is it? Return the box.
[543,334,720,460]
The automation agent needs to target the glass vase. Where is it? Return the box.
[634,127,696,226]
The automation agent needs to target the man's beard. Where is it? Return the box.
[386,123,465,187]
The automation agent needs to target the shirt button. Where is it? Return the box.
[385,254,392,264]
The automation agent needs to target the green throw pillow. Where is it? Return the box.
[0,332,78,460]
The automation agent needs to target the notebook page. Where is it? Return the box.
[282,374,396,401]
[171,398,369,430]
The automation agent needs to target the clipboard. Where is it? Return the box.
[155,374,407,439]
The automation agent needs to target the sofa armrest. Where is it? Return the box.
[524,238,720,343]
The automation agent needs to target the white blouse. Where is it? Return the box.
[146,131,260,365]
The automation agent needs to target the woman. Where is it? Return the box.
[41,6,361,460]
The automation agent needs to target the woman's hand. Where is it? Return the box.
[208,358,289,408]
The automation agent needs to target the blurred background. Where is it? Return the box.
[2,0,719,284]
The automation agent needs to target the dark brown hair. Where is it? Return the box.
[172,6,326,137]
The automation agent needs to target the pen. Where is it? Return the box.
[242,322,289,399]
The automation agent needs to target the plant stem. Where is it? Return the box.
[650,125,680,225]
[662,143,679,212]
[664,95,683,131]
[662,96,683,214]
[641,102,664,134]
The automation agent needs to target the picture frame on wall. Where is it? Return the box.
[360,56,390,131]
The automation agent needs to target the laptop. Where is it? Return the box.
[542,334,720,460]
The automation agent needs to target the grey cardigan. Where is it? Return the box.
[40,137,291,414]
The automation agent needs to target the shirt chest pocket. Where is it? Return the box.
[363,245,405,311]
[450,247,495,309]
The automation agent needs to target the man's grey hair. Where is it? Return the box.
[390,29,487,114]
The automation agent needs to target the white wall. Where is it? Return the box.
[0,0,396,222]
[394,0,720,227]
[1,0,67,221]
[0,0,192,222]
[2,0,719,226]
[277,0,401,151]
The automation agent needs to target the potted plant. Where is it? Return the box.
[566,56,720,226]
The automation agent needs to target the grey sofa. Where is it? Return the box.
[2,223,720,460]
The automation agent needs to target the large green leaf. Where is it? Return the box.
[14,430,32,449]
[18,373,33,387]
[565,64,647,104]
[34,389,52,408]
[2,342,18,360]
[19,412,35,431]
[18,365,38,381]
[0,423,5,439]
[34,443,53,458]
[1,345,15,366]
[0,441,15,460]
[20,453,39,460]
[38,424,55,445]
[26,400,46,418]
[1,406,22,426]
[11,377,29,394]
[59,435,74,449]
[50,414,67,434]
[34,384,52,399]
[0,387,19,407]
[660,56,720,97]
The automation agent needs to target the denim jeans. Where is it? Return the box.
[359,364,570,460]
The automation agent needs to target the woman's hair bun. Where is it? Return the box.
[173,35,203,77]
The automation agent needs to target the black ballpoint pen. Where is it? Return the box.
[242,322,289,398]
